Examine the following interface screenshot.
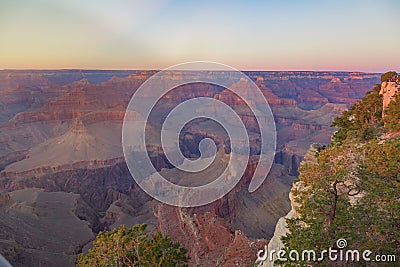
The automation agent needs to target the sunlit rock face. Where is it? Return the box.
[258,143,323,267]
[380,81,399,116]
[0,70,380,266]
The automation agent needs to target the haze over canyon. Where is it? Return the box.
[0,69,382,266]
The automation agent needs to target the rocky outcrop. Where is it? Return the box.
[258,144,323,267]
[157,204,268,266]
[0,191,12,206]
[0,189,95,267]
[0,160,142,212]
[380,81,399,116]
[274,149,303,176]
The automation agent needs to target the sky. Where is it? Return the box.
[0,0,399,72]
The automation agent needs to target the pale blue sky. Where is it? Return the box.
[1,0,399,71]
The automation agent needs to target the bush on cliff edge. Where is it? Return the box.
[76,224,188,267]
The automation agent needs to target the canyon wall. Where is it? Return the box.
[0,70,380,266]
[258,144,323,267]
[380,81,399,116]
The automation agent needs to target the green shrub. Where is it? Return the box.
[76,224,188,267]
[331,84,383,144]
[384,91,400,131]
[381,71,397,83]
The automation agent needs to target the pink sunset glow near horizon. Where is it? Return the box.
[0,0,399,72]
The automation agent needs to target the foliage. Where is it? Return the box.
[331,84,383,144]
[76,224,188,267]
[279,144,361,266]
[279,81,400,266]
[279,139,400,266]
[380,71,397,83]
[357,139,400,256]
[384,91,400,131]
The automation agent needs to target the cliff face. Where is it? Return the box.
[258,144,323,267]
[380,81,399,116]
[0,189,95,266]
[158,205,268,266]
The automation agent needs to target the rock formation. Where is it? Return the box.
[258,144,323,267]
[157,204,268,266]
[380,78,400,116]
[0,70,381,266]
[0,188,95,266]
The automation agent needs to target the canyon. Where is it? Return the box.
[0,70,380,266]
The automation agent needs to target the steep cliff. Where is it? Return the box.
[0,189,95,266]
[258,144,323,267]
[158,205,267,266]
[380,81,399,116]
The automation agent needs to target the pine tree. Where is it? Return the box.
[280,75,400,266]
[331,84,383,144]
[384,91,400,131]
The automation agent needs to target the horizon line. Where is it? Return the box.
[0,68,388,74]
